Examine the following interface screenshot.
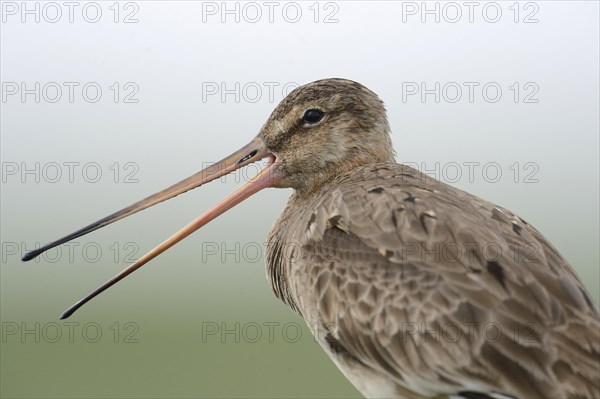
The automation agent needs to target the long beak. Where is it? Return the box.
[21,136,283,319]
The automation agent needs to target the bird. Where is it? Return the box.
[23,78,599,398]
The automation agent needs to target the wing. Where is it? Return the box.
[298,163,599,398]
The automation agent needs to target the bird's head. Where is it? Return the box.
[260,78,394,194]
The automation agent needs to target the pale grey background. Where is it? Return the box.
[1,1,598,398]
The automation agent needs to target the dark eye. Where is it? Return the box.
[302,109,324,124]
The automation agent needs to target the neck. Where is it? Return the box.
[294,148,396,199]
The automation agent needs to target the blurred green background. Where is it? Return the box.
[2,1,598,398]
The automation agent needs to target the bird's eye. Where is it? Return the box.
[302,109,324,124]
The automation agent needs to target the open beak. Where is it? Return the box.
[21,135,283,319]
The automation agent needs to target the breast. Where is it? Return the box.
[264,162,447,319]
[266,189,324,316]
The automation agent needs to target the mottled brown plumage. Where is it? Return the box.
[24,78,599,398]
[260,79,599,398]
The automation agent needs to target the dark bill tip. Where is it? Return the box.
[22,249,44,262]
[60,307,76,320]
